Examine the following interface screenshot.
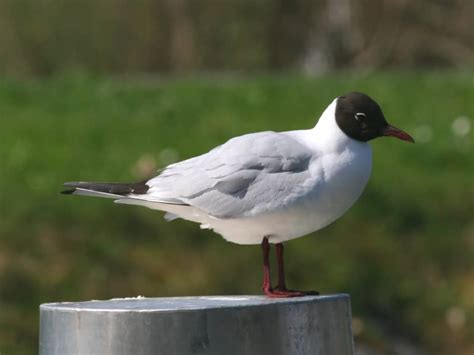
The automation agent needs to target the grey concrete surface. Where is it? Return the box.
[40,294,354,355]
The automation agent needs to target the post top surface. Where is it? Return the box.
[41,294,349,313]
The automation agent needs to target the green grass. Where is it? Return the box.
[0,72,473,354]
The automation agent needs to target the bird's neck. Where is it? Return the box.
[312,99,367,152]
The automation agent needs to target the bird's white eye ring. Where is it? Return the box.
[355,112,366,121]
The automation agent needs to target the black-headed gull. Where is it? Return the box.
[63,92,414,297]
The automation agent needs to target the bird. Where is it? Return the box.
[62,92,414,298]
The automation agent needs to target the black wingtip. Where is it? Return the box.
[60,180,150,196]
[63,181,80,187]
[61,189,76,195]
[61,182,79,195]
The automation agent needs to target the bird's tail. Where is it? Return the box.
[61,181,149,199]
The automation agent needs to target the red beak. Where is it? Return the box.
[382,125,415,143]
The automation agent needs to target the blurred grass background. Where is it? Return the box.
[0,0,473,354]
[0,72,472,354]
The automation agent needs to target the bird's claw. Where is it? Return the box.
[264,286,320,298]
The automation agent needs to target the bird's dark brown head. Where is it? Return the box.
[335,92,414,143]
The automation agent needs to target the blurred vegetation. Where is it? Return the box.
[0,72,472,354]
[0,0,472,76]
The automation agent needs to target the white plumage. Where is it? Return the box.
[106,99,372,244]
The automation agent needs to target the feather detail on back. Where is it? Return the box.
[146,131,315,219]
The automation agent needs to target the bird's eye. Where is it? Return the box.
[354,112,366,121]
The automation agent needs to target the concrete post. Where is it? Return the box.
[40,294,354,355]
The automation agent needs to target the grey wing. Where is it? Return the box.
[146,131,315,218]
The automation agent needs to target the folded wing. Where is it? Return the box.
[144,131,317,218]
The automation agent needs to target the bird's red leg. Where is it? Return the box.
[275,243,289,291]
[261,237,273,296]
[261,238,310,298]
[273,242,320,297]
